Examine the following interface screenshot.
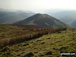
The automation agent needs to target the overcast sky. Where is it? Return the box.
[0,0,76,12]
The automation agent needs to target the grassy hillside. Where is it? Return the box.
[0,24,65,47]
[2,29,75,57]
[0,25,76,57]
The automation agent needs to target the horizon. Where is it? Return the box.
[0,0,76,12]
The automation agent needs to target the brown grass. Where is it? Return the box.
[0,25,66,47]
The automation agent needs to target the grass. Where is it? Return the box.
[0,24,65,47]
[0,24,75,57]
[0,29,75,57]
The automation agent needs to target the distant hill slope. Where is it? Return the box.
[72,21,76,28]
[15,14,67,28]
[0,9,35,24]
[43,10,76,27]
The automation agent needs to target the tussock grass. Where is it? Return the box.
[0,25,66,47]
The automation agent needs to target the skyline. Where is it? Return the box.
[0,0,76,12]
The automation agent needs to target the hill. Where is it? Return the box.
[72,21,76,28]
[0,25,75,57]
[43,10,76,27]
[15,14,66,28]
[0,9,34,24]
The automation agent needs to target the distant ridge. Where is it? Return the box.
[0,9,35,24]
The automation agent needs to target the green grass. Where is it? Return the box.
[1,29,75,57]
[0,24,75,57]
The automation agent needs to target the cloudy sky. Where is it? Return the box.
[0,0,76,12]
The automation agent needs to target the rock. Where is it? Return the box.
[36,40,42,42]
[24,52,34,57]
[17,54,20,56]
[45,51,52,55]
[15,49,19,52]
[60,47,68,52]
[47,38,50,39]
[0,47,9,52]
[53,48,59,50]
[41,42,45,44]
[23,43,29,46]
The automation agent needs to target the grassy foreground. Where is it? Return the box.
[0,28,76,57]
